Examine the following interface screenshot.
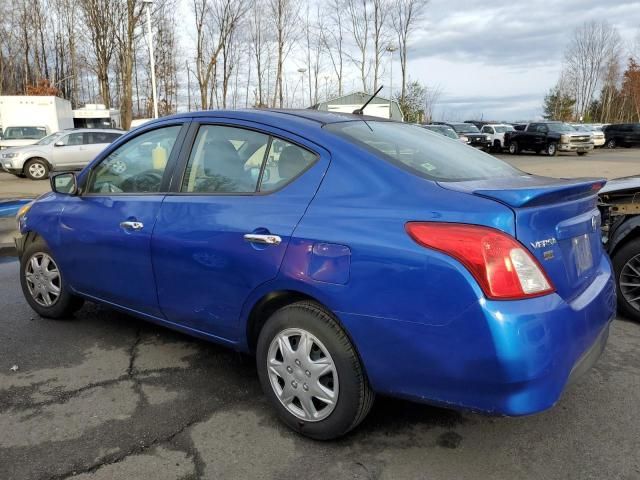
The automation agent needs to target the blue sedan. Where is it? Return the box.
[15,110,615,439]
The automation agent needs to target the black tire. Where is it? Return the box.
[577,151,588,156]
[612,238,640,323]
[508,141,519,154]
[20,236,84,319]
[256,301,374,440]
[547,142,558,156]
[24,158,50,180]
[606,138,616,149]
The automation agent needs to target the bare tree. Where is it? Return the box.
[564,21,621,120]
[248,0,270,106]
[268,0,300,107]
[391,0,428,101]
[423,83,442,123]
[320,0,345,97]
[193,0,246,110]
[80,0,118,107]
[346,0,371,92]
[371,0,391,91]
[114,0,145,129]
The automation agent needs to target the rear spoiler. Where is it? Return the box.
[439,176,606,208]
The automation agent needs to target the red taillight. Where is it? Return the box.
[406,222,555,300]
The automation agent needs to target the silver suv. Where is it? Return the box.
[0,129,123,180]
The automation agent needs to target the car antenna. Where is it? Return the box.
[352,86,384,116]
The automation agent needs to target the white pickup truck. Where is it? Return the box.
[480,123,516,152]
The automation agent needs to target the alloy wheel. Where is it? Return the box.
[619,254,640,313]
[110,160,127,175]
[28,162,47,179]
[267,328,339,422]
[24,253,61,307]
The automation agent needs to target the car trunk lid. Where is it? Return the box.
[439,175,606,300]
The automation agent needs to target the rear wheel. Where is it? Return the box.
[508,141,519,154]
[612,238,640,322]
[20,237,84,318]
[546,142,558,156]
[256,301,374,440]
[24,158,50,180]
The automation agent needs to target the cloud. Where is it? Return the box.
[411,0,640,69]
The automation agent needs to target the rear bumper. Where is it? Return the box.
[340,254,615,416]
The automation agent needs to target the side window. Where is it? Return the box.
[259,138,316,192]
[60,133,84,146]
[86,125,181,194]
[181,125,269,193]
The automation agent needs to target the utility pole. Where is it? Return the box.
[143,0,158,118]
[298,68,307,108]
[186,60,191,112]
[324,75,329,100]
[386,45,398,119]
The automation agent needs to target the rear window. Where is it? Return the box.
[3,126,47,140]
[325,121,521,182]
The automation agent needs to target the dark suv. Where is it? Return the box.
[603,123,640,149]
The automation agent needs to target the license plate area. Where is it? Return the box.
[573,233,593,276]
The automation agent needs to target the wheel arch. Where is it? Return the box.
[23,156,52,174]
[609,216,640,256]
[246,289,324,352]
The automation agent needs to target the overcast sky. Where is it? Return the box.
[175,0,640,121]
[410,0,640,121]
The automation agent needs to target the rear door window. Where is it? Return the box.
[181,125,317,194]
[325,121,520,182]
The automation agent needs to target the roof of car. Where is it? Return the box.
[62,128,124,133]
[155,108,392,128]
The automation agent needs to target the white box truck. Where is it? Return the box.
[0,96,73,149]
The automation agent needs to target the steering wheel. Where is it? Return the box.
[119,169,164,193]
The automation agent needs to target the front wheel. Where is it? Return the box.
[508,141,519,154]
[256,301,374,440]
[20,237,84,318]
[24,158,50,180]
[546,142,558,156]
[606,138,616,149]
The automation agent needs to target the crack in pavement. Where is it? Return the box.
[0,365,193,413]
[44,413,207,480]
[127,329,142,377]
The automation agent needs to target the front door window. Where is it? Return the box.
[86,125,181,194]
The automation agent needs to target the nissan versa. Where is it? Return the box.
[15,110,616,440]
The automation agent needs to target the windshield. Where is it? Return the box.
[424,125,458,139]
[3,126,47,140]
[36,132,66,145]
[325,121,521,182]
[548,123,575,133]
[451,124,480,134]
[494,125,514,133]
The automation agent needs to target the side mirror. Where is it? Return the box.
[54,141,65,147]
[50,172,78,195]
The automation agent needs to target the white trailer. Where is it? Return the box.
[73,104,122,129]
[0,96,73,149]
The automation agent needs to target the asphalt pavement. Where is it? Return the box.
[2,147,640,479]
[1,256,640,480]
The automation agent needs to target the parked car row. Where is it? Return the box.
[0,128,123,180]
